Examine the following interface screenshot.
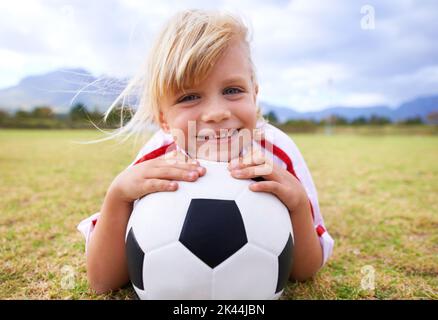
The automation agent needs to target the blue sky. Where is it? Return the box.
[0,0,437,111]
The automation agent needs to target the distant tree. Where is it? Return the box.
[427,111,438,125]
[400,117,424,125]
[15,110,31,119]
[105,105,134,127]
[87,107,104,122]
[351,116,368,125]
[284,119,318,126]
[280,119,318,133]
[263,111,279,124]
[0,109,9,122]
[69,103,89,121]
[31,106,54,118]
[321,115,348,125]
[369,114,391,125]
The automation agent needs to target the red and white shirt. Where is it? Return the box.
[77,121,334,266]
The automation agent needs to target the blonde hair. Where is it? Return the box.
[101,9,262,143]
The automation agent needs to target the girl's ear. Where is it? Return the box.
[159,111,170,133]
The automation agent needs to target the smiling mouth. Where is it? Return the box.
[195,128,241,142]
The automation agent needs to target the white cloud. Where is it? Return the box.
[342,93,388,107]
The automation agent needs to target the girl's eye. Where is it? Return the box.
[223,87,243,95]
[178,94,199,103]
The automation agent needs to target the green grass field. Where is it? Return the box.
[1,129,437,299]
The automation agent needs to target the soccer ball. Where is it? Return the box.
[125,159,293,300]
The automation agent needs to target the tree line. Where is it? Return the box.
[1,105,437,130]
[0,103,133,129]
[264,111,438,125]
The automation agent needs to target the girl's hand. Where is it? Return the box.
[108,150,205,204]
[227,146,308,215]
[227,137,324,281]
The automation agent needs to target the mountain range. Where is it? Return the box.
[0,68,437,122]
[0,68,123,113]
[261,98,438,123]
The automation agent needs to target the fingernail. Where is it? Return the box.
[228,161,240,170]
[197,167,205,174]
[232,169,243,177]
[186,171,197,179]
[230,164,239,170]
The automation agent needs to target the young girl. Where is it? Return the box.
[78,9,334,295]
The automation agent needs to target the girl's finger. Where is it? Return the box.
[141,155,200,171]
[228,146,266,170]
[159,160,206,177]
[143,166,202,182]
[251,148,267,165]
[249,180,280,193]
[159,149,196,164]
[230,162,274,179]
[242,146,265,166]
[249,181,287,204]
[228,156,243,170]
[253,128,265,142]
[250,180,308,213]
[158,160,202,171]
[142,179,178,195]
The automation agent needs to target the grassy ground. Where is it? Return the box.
[0,129,437,299]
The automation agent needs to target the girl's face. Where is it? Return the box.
[159,40,259,162]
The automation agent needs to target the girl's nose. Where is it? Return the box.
[200,108,231,123]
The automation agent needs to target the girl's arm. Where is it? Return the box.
[85,154,205,294]
[287,190,323,281]
[86,189,133,294]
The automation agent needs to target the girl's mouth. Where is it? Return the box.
[195,128,241,143]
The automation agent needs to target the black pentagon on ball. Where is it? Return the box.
[179,198,248,269]
[126,227,145,290]
[275,233,294,293]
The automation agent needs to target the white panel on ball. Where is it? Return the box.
[143,242,213,300]
[212,244,278,300]
[128,189,191,252]
[235,188,293,256]
[177,159,250,200]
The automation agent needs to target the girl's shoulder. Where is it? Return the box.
[130,129,175,166]
[257,120,303,160]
